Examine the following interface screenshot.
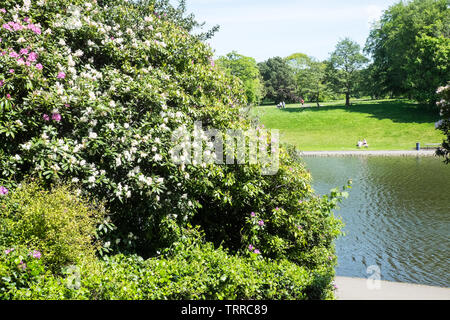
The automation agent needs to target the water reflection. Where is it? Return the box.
[302,156,450,287]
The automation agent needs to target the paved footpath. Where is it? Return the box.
[334,277,450,300]
[301,150,437,157]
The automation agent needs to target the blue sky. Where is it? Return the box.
[176,0,399,62]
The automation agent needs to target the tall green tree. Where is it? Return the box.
[258,57,299,103]
[327,38,368,106]
[296,60,329,106]
[365,0,450,105]
[216,51,264,105]
[285,53,313,75]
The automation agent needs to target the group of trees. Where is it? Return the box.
[218,38,369,107]
[365,0,449,104]
[217,0,449,108]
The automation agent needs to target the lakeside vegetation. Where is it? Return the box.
[252,99,445,151]
[0,0,448,301]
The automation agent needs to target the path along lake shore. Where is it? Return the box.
[334,277,450,300]
[300,150,437,157]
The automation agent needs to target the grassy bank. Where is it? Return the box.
[252,99,444,151]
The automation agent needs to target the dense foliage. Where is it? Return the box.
[365,0,450,105]
[0,227,335,300]
[258,57,300,103]
[0,181,106,272]
[0,0,345,299]
[216,51,264,105]
[436,84,450,163]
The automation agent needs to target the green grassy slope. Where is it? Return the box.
[252,99,444,151]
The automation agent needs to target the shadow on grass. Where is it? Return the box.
[278,100,440,124]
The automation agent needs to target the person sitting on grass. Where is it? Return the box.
[356,140,363,148]
[362,139,369,148]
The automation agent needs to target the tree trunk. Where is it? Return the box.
[345,92,350,106]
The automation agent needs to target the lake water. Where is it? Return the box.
[302,156,450,288]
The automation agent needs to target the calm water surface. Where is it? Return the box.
[302,156,450,287]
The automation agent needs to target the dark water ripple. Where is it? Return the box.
[303,156,450,287]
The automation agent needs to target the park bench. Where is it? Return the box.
[423,143,441,149]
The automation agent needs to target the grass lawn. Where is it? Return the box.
[252,99,445,151]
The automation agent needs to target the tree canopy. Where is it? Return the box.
[365,0,450,105]
[216,51,264,105]
[258,57,299,103]
[327,38,368,106]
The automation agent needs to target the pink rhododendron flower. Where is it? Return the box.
[31,250,41,259]
[9,69,14,73]
[27,51,38,62]
[2,24,12,31]
[0,8,6,14]
[52,113,62,122]
[35,63,43,70]
[248,244,254,251]
[43,114,50,121]
[6,94,11,99]
[11,22,24,31]
[57,72,66,79]
[20,48,28,55]
[253,249,261,254]
[27,24,41,34]
[0,186,8,195]
[258,220,264,226]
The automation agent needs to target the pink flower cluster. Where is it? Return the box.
[3,47,42,70]
[0,186,8,195]
[43,113,62,122]
[248,244,261,255]
[2,20,41,35]
[30,250,42,259]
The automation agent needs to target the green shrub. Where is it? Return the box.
[0,181,106,271]
[0,0,345,299]
[0,232,336,300]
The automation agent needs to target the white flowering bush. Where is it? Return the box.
[436,84,450,163]
[0,0,345,299]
